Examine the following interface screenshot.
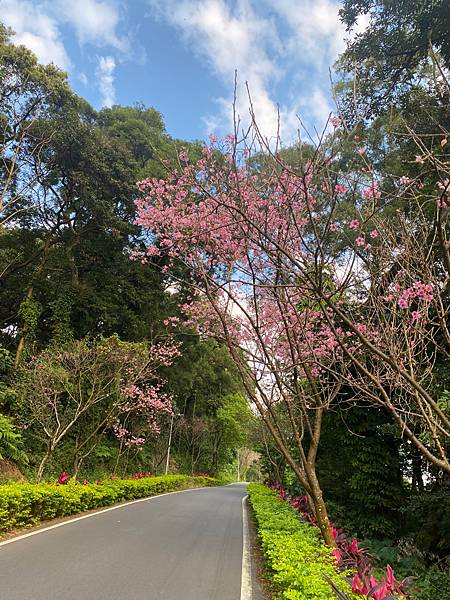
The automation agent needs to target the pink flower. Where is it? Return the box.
[370,229,379,238]
[146,245,161,257]
[349,219,360,230]
[357,147,366,155]
[363,183,382,200]
[399,175,411,185]
[335,184,347,194]
[330,115,342,128]
[355,236,365,247]
[330,223,338,231]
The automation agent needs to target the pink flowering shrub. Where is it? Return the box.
[111,341,180,450]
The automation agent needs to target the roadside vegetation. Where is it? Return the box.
[0,474,219,534]
[248,483,353,599]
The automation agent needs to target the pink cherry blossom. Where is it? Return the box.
[330,115,342,127]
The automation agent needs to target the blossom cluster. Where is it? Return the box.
[397,281,433,309]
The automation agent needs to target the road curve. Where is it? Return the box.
[0,483,248,600]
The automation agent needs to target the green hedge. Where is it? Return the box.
[0,475,219,533]
[247,483,352,600]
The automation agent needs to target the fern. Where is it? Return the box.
[0,414,28,463]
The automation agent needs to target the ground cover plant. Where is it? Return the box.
[248,483,416,600]
[247,483,352,599]
[0,474,219,533]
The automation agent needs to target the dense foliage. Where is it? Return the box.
[0,23,253,483]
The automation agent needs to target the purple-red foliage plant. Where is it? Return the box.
[269,482,412,600]
[57,471,69,485]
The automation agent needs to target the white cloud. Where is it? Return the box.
[0,0,133,109]
[148,0,283,140]
[147,0,345,141]
[96,55,116,107]
[56,0,130,53]
[304,88,334,129]
[78,72,89,86]
[270,0,346,66]
[0,0,71,69]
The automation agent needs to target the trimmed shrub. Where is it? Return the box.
[0,475,219,533]
[248,483,352,600]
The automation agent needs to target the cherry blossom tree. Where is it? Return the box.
[18,336,179,481]
[135,116,449,544]
[136,131,344,545]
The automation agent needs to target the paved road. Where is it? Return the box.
[0,483,248,600]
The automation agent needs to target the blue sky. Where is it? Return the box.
[0,0,363,142]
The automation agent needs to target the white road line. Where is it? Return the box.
[0,485,211,548]
[240,494,253,600]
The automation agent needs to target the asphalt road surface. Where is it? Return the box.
[0,483,249,600]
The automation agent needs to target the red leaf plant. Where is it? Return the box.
[57,471,69,485]
[269,482,414,599]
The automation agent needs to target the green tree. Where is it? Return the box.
[338,0,450,117]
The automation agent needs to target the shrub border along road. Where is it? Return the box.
[0,475,220,534]
[247,483,352,600]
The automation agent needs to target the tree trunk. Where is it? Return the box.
[306,465,336,547]
[72,455,83,481]
[14,286,34,367]
[36,443,53,483]
[15,236,53,366]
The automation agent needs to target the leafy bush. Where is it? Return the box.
[247,483,352,599]
[0,474,219,533]
[408,565,450,600]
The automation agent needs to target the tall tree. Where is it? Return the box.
[338,0,450,118]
